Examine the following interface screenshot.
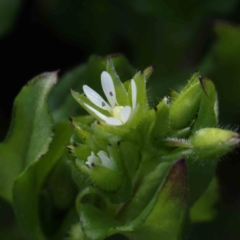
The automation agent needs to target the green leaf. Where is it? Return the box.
[80,203,120,240]
[78,159,188,240]
[190,177,219,223]
[115,158,189,240]
[106,59,128,106]
[13,121,72,240]
[0,72,57,202]
[117,162,172,223]
[186,155,217,206]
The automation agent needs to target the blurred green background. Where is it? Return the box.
[1,0,240,239]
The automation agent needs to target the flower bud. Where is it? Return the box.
[91,165,123,191]
[75,148,123,191]
[143,65,156,80]
[191,128,240,160]
[169,81,202,130]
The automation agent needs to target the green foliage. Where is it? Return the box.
[1,51,240,240]
[13,122,72,240]
[67,56,239,239]
[0,73,57,202]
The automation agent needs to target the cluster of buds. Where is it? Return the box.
[67,59,239,240]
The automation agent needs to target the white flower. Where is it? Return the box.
[82,71,137,126]
[86,150,116,169]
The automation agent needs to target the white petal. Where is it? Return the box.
[97,151,115,169]
[86,152,101,167]
[121,106,131,123]
[83,85,111,111]
[131,79,137,109]
[105,117,123,126]
[84,104,107,121]
[101,71,116,107]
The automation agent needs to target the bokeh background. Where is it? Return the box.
[1,0,240,239]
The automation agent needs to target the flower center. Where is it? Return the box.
[112,106,124,120]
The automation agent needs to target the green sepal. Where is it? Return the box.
[69,116,95,142]
[169,88,179,100]
[182,71,200,93]
[70,143,92,160]
[88,135,111,154]
[169,81,202,130]
[132,71,147,107]
[165,138,192,149]
[69,118,91,144]
[106,58,129,106]
[150,96,170,146]
[71,89,111,120]
[90,107,142,141]
[123,79,131,91]
[75,158,91,176]
[168,127,191,138]
[91,121,126,140]
[192,79,218,132]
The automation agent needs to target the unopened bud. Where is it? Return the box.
[191,128,239,160]
[169,82,202,130]
[143,65,156,80]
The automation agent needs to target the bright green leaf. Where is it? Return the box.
[115,158,189,240]
[0,72,57,202]
[13,122,72,240]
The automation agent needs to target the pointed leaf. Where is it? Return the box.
[80,204,119,240]
[190,177,219,223]
[12,122,72,240]
[0,72,57,202]
[114,158,189,240]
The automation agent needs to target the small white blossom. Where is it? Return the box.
[86,150,115,169]
[83,71,137,126]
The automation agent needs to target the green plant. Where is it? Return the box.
[0,55,239,240]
